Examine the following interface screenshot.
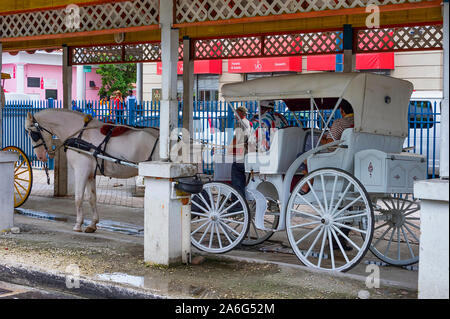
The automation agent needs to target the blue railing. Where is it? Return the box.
[1,99,440,178]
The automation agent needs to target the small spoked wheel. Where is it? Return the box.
[191,182,250,254]
[370,194,420,266]
[242,198,280,246]
[286,168,374,272]
[2,146,33,208]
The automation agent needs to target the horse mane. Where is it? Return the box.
[36,108,160,137]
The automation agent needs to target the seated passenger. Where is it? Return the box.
[248,100,289,152]
[320,99,354,145]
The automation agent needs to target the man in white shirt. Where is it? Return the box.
[230,106,252,197]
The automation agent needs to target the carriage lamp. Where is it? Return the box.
[384,96,391,104]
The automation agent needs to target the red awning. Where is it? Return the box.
[157,60,222,75]
[306,55,336,71]
[228,56,301,73]
[355,52,394,70]
[307,53,394,71]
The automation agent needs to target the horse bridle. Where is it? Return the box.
[28,116,54,154]
[27,116,55,185]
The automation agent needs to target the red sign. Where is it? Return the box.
[307,52,395,71]
[228,57,302,73]
[157,60,222,75]
[356,52,394,70]
[306,55,336,71]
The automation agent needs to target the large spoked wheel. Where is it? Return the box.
[242,198,280,246]
[286,168,374,272]
[370,194,420,266]
[191,182,250,254]
[2,146,33,208]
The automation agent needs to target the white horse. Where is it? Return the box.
[25,109,160,233]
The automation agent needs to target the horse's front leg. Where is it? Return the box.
[84,174,99,233]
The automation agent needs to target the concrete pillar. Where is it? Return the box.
[54,45,71,197]
[139,162,197,265]
[414,180,449,298]
[136,63,143,102]
[441,0,449,179]
[0,151,18,232]
[159,0,179,161]
[16,63,25,94]
[343,24,355,73]
[76,65,85,101]
[182,36,194,163]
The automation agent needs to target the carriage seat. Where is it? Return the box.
[245,126,306,174]
[307,128,405,174]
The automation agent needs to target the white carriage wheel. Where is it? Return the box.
[191,182,250,254]
[370,194,420,266]
[286,168,374,272]
[242,198,280,246]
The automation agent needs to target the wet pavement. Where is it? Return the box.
[0,195,419,299]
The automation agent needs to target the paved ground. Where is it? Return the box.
[31,169,144,208]
[0,195,419,299]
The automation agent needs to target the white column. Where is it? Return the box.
[136,63,143,102]
[414,180,449,299]
[16,63,25,94]
[0,151,18,232]
[441,0,449,179]
[159,0,179,161]
[76,65,85,101]
[139,162,197,265]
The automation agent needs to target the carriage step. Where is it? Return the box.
[364,260,418,271]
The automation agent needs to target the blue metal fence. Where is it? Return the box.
[1,99,440,178]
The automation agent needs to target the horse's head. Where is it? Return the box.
[25,112,55,161]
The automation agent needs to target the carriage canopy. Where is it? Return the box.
[222,73,414,138]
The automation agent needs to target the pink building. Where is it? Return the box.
[1,50,103,101]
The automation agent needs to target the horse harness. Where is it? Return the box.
[63,115,159,177]
[28,115,159,178]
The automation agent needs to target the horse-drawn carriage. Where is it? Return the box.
[190,73,425,272]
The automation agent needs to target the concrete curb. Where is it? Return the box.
[0,262,166,299]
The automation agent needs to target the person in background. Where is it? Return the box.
[126,89,137,125]
[229,106,252,198]
[85,101,97,118]
[114,91,125,124]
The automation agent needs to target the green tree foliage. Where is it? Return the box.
[96,63,136,98]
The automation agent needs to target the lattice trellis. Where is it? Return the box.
[175,0,429,23]
[356,25,443,52]
[194,31,343,59]
[264,31,343,56]
[124,43,161,62]
[71,43,162,65]
[0,0,159,39]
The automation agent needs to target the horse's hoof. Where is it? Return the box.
[73,228,82,232]
[84,226,97,233]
